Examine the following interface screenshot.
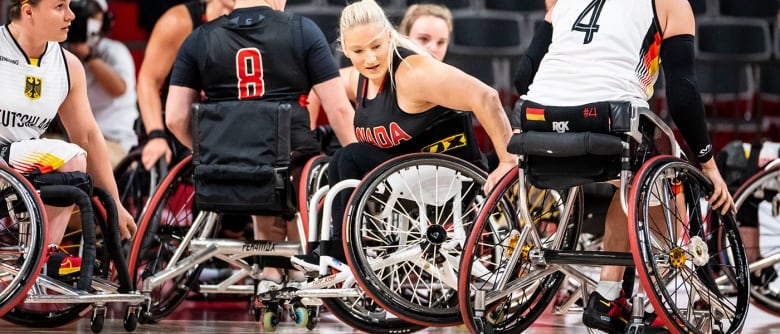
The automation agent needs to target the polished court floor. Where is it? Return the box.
[0,296,778,334]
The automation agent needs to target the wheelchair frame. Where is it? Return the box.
[127,154,422,333]
[0,164,147,333]
[457,105,751,334]
[720,158,780,315]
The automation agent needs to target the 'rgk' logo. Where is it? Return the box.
[552,121,569,133]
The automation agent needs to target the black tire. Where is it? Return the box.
[123,306,138,331]
[2,172,106,327]
[343,153,487,326]
[90,311,104,333]
[298,154,330,250]
[629,156,750,334]
[126,156,203,322]
[722,164,780,315]
[458,168,583,333]
[113,149,162,221]
[0,165,48,318]
[322,290,423,334]
[1,209,110,327]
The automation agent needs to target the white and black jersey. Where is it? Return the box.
[526,0,662,107]
[0,25,69,145]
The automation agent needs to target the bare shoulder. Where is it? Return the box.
[151,4,194,41]
[655,0,696,38]
[62,49,85,84]
[394,54,441,81]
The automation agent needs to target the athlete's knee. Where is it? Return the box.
[57,153,87,173]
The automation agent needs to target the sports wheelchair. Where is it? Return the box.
[126,101,428,332]
[457,100,751,334]
[723,156,780,315]
[334,152,490,327]
[0,165,146,333]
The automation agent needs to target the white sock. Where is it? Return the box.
[596,280,623,300]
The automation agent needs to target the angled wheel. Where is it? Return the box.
[725,164,780,315]
[126,155,203,322]
[321,275,423,334]
[343,153,486,326]
[629,156,749,334]
[0,165,48,318]
[1,202,113,327]
[458,167,583,333]
[113,149,165,220]
[298,154,330,251]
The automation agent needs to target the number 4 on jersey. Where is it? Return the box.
[572,0,606,44]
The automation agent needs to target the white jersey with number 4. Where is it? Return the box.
[525,0,661,107]
[0,25,69,145]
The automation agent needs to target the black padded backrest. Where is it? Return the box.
[192,101,297,216]
[776,25,780,60]
[719,0,779,19]
[695,63,754,95]
[444,53,518,95]
[689,0,707,15]
[485,0,545,12]
[761,62,780,96]
[287,0,315,6]
[450,11,525,55]
[287,7,342,44]
[695,18,772,62]
[406,0,470,10]
[326,0,395,6]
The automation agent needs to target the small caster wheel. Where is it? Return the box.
[252,306,263,322]
[251,297,264,322]
[306,309,319,330]
[124,306,138,331]
[91,309,105,333]
[293,306,308,328]
[263,311,279,332]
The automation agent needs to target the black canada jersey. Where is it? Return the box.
[170,6,339,103]
[354,48,483,166]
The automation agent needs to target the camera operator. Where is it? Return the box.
[64,0,138,167]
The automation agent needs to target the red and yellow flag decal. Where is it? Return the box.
[526,107,545,121]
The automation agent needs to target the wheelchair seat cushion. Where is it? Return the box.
[510,100,632,133]
[192,100,297,216]
[509,100,632,189]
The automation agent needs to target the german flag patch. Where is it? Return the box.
[525,107,545,121]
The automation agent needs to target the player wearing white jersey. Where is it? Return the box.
[3,0,136,276]
[514,0,733,332]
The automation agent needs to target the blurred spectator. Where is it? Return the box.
[65,0,138,167]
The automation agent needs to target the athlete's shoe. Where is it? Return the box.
[44,245,81,278]
[582,291,631,334]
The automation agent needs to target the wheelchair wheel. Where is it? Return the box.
[726,164,780,315]
[343,153,486,326]
[458,167,583,333]
[127,156,202,322]
[321,277,424,334]
[0,165,48,318]
[298,154,330,249]
[629,156,750,334]
[114,149,167,221]
[2,201,113,327]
